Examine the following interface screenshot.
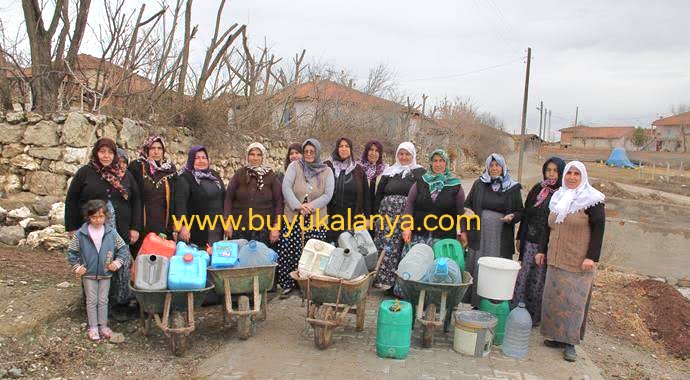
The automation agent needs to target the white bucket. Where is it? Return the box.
[476,257,521,300]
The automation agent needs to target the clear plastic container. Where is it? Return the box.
[338,231,378,270]
[324,248,368,280]
[501,302,533,359]
[396,244,434,281]
[238,240,276,268]
[421,258,461,284]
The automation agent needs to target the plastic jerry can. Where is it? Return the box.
[211,241,239,269]
[479,298,510,346]
[175,241,210,266]
[324,248,368,280]
[338,231,378,271]
[421,257,461,284]
[298,239,335,277]
[133,254,169,290]
[238,240,276,267]
[206,239,248,255]
[396,243,434,281]
[168,253,207,290]
[376,299,412,359]
[433,238,465,272]
[138,232,176,257]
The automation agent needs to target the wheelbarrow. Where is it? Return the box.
[129,283,215,356]
[395,271,473,348]
[289,250,385,349]
[207,264,277,340]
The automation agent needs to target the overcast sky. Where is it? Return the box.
[3,0,689,138]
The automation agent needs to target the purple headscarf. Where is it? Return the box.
[185,146,221,189]
[358,139,387,181]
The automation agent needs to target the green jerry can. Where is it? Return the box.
[376,299,412,359]
[479,298,510,345]
[433,238,465,272]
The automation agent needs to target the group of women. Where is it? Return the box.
[64,135,604,362]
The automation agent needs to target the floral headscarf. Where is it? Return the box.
[534,157,566,207]
[245,142,273,191]
[184,146,221,189]
[479,153,519,192]
[90,138,128,200]
[422,149,461,195]
[139,135,176,180]
[358,139,387,181]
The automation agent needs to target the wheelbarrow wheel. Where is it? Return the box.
[170,312,188,356]
[237,295,253,340]
[422,303,436,348]
[313,306,334,350]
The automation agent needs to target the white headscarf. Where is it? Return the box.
[549,161,605,224]
[381,141,423,179]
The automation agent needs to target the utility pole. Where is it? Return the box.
[574,106,579,126]
[517,48,531,183]
[538,101,544,140]
[547,109,552,142]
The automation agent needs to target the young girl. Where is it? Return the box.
[67,199,130,341]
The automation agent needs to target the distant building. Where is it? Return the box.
[512,133,543,153]
[558,125,655,151]
[651,111,690,152]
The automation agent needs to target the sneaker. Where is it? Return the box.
[99,326,113,340]
[563,344,577,362]
[544,339,564,348]
[279,287,293,299]
[87,328,101,341]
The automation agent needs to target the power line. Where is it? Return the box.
[399,57,524,83]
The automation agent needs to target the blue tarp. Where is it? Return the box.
[605,147,636,168]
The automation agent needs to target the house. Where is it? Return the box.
[558,125,655,151]
[651,111,690,152]
[512,133,542,152]
[274,79,434,141]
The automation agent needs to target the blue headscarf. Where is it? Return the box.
[479,153,519,192]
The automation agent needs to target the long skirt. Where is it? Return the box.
[276,217,327,290]
[109,251,134,306]
[393,233,437,298]
[465,209,505,307]
[512,241,548,325]
[373,195,408,287]
[540,266,594,345]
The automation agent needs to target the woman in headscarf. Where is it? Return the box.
[224,142,283,246]
[512,157,565,325]
[402,149,464,247]
[463,153,523,307]
[373,142,425,290]
[277,143,303,182]
[277,139,335,298]
[64,138,141,306]
[174,146,225,248]
[324,137,366,243]
[539,161,605,362]
[359,140,387,219]
[128,136,177,250]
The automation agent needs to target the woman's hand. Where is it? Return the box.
[106,261,120,272]
[75,265,87,278]
[535,253,545,266]
[581,258,595,271]
[501,213,515,223]
[178,226,190,242]
[129,230,140,244]
[269,228,280,243]
[458,232,468,249]
[300,203,314,216]
[402,229,412,244]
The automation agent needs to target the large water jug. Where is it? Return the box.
[298,239,335,277]
[238,240,276,268]
[324,248,368,280]
[421,258,461,284]
[133,254,169,290]
[396,244,434,281]
[206,238,248,255]
[502,302,533,359]
[211,241,239,269]
[176,241,210,265]
[433,238,465,271]
[338,231,378,271]
[376,299,412,359]
[168,253,207,290]
[138,232,176,257]
[479,298,510,345]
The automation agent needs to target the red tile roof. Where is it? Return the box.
[290,80,405,112]
[652,111,690,126]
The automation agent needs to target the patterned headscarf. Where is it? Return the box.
[284,143,302,171]
[299,138,328,180]
[479,153,519,192]
[422,149,461,195]
[358,139,387,181]
[330,137,357,178]
[139,135,176,179]
[90,138,128,200]
[381,142,423,179]
[184,146,221,189]
[534,157,566,207]
[245,142,273,191]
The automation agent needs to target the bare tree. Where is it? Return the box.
[363,63,397,99]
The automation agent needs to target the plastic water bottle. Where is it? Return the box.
[238,240,274,267]
[421,258,460,284]
[502,302,533,359]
